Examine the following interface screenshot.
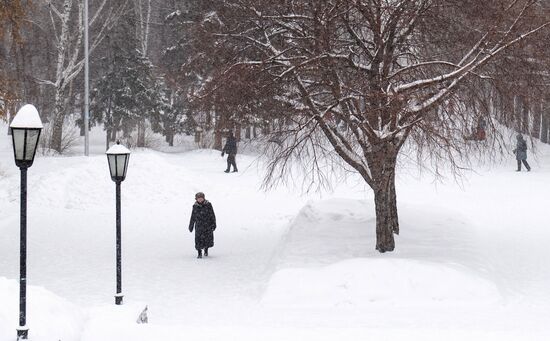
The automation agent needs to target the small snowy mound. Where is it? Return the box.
[262,258,501,309]
[0,277,84,341]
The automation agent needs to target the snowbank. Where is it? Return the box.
[0,277,84,341]
[262,258,501,309]
[264,199,501,311]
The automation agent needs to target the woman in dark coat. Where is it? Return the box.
[189,192,217,258]
[514,134,531,172]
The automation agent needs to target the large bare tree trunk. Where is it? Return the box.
[373,180,397,253]
[368,143,400,252]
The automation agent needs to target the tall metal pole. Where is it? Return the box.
[17,167,28,340]
[84,0,90,156]
[115,181,123,305]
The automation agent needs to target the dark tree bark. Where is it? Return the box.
[166,131,174,146]
[373,184,396,252]
[521,96,530,134]
[367,142,400,252]
[542,105,549,144]
[214,112,224,151]
[194,128,202,143]
[137,120,146,147]
[533,101,542,139]
[389,171,399,235]
[235,122,242,141]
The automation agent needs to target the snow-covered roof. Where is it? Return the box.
[10,104,43,129]
[106,144,131,155]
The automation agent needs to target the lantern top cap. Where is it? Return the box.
[106,141,130,155]
[10,104,43,129]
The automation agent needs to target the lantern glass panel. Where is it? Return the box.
[12,129,26,161]
[108,154,117,178]
[24,130,40,161]
[123,155,129,178]
[116,154,128,178]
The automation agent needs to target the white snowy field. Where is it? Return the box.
[0,124,550,341]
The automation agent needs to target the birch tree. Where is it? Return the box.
[91,7,163,149]
[41,0,125,153]
[188,0,550,252]
[132,0,152,147]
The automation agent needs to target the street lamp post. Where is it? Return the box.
[106,141,130,305]
[84,0,90,156]
[10,104,43,340]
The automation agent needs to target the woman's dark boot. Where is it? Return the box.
[197,250,203,259]
[204,248,209,257]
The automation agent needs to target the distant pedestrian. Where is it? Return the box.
[464,117,486,141]
[476,117,487,141]
[188,192,216,258]
[221,132,238,173]
[513,134,531,172]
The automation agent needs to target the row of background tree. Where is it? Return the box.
[1,1,549,154]
[0,0,260,152]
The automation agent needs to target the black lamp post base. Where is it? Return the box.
[17,327,28,339]
[115,294,124,305]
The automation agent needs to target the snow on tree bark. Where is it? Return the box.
[45,0,123,153]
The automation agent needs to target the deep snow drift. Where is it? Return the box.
[0,125,549,340]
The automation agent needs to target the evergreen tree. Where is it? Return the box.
[150,88,192,146]
[91,15,164,148]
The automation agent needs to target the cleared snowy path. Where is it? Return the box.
[0,149,305,327]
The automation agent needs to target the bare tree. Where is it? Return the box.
[189,0,550,252]
[39,0,126,153]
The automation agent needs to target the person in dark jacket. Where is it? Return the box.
[221,132,238,173]
[513,134,531,172]
[464,117,486,141]
[189,192,217,258]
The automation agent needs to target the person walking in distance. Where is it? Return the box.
[513,134,531,172]
[222,132,238,173]
[189,192,216,258]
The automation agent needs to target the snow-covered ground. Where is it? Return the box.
[0,123,549,340]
